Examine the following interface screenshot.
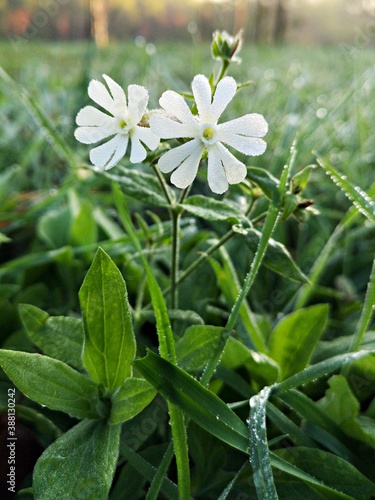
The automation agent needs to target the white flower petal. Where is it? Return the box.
[158,139,203,174]
[74,125,115,145]
[149,113,197,139]
[76,106,113,127]
[218,113,268,137]
[159,91,198,128]
[102,74,127,112]
[192,74,213,123]
[127,85,149,124]
[129,127,159,163]
[170,145,203,189]
[134,126,160,150]
[209,76,237,124]
[129,137,147,163]
[207,144,228,194]
[217,130,267,156]
[89,134,128,169]
[216,142,247,185]
[88,79,116,115]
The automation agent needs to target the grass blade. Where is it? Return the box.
[317,156,375,225]
[249,386,278,499]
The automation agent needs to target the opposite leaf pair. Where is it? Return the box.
[75,74,268,194]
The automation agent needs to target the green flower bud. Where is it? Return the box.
[211,30,243,63]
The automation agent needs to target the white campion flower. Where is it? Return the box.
[149,74,268,194]
[75,74,160,169]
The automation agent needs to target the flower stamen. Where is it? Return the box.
[200,124,218,145]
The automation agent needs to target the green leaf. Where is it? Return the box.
[275,350,372,393]
[269,304,329,380]
[181,195,244,223]
[79,247,136,391]
[249,386,278,499]
[0,350,100,419]
[270,452,355,499]
[317,156,375,225]
[37,206,71,249]
[69,191,98,247]
[33,419,121,500]
[19,304,84,370]
[0,232,11,244]
[319,375,359,423]
[176,325,227,371]
[110,378,157,424]
[272,447,375,499]
[221,337,279,386]
[243,227,309,283]
[134,350,249,453]
[99,166,169,207]
[247,167,280,200]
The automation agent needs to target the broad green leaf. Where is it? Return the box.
[79,247,136,391]
[319,375,359,424]
[247,167,279,200]
[249,386,278,499]
[272,447,375,499]
[320,376,375,448]
[37,206,71,249]
[313,331,375,363]
[269,304,329,380]
[176,325,227,371]
[19,303,84,370]
[0,350,100,419]
[33,419,121,500]
[221,337,279,386]
[275,350,372,393]
[69,191,98,247]
[317,156,375,225]
[181,195,244,223]
[346,355,375,401]
[134,350,249,453]
[12,405,61,448]
[110,378,157,424]
[99,166,169,207]
[270,452,354,499]
[243,227,308,283]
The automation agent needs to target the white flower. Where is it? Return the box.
[149,74,268,194]
[75,74,159,169]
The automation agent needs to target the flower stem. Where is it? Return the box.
[152,163,174,206]
[170,209,181,310]
[216,59,230,86]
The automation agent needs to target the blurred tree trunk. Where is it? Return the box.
[273,0,288,43]
[90,0,109,47]
[253,0,271,44]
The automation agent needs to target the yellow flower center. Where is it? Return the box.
[202,127,215,141]
[119,118,127,129]
[200,124,218,145]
